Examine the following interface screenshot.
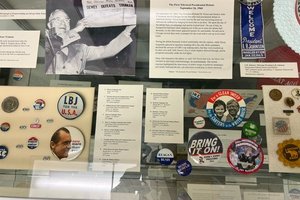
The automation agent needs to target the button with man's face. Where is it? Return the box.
[50,126,85,161]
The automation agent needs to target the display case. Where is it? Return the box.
[0,0,299,199]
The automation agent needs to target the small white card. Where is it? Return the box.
[240,62,299,78]
[243,192,284,200]
[0,31,40,68]
[145,88,184,143]
[93,85,143,172]
[187,184,241,200]
[0,9,45,19]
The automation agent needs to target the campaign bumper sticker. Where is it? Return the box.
[50,126,85,161]
[227,138,264,174]
[57,92,84,120]
[206,90,246,128]
[176,160,192,176]
[188,131,223,165]
[157,148,174,165]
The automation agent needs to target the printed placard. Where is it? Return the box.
[240,62,299,78]
[0,31,40,68]
[93,85,143,172]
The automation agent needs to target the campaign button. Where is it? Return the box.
[50,126,85,161]
[156,148,174,165]
[284,97,295,107]
[206,90,246,128]
[0,145,8,159]
[1,96,19,113]
[193,116,205,129]
[27,137,39,149]
[188,131,223,165]
[0,122,10,132]
[33,99,45,110]
[291,88,300,100]
[12,70,23,81]
[269,89,282,101]
[242,121,259,138]
[227,138,264,174]
[57,92,85,120]
[176,160,192,176]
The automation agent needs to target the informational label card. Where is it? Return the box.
[0,31,40,68]
[93,85,143,172]
[149,0,234,79]
[187,184,241,200]
[82,0,136,27]
[0,9,45,19]
[145,88,184,143]
[240,62,299,78]
[243,192,284,200]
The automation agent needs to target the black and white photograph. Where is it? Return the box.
[45,0,137,75]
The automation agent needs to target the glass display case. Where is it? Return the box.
[0,0,299,199]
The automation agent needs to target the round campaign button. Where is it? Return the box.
[206,90,246,128]
[269,89,282,101]
[0,145,8,159]
[33,99,45,110]
[291,88,300,100]
[1,96,19,113]
[12,70,23,81]
[176,160,192,176]
[284,97,295,107]
[0,122,10,132]
[188,131,223,165]
[27,137,39,149]
[57,92,84,120]
[242,121,259,138]
[156,148,174,165]
[50,126,85,161]
[193,116,205,129]
[227,138,264,174]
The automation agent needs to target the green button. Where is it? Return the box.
[242,121,259,138]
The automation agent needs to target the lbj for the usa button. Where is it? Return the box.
[57,92,84,120]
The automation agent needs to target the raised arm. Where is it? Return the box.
[85,25,135,61]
